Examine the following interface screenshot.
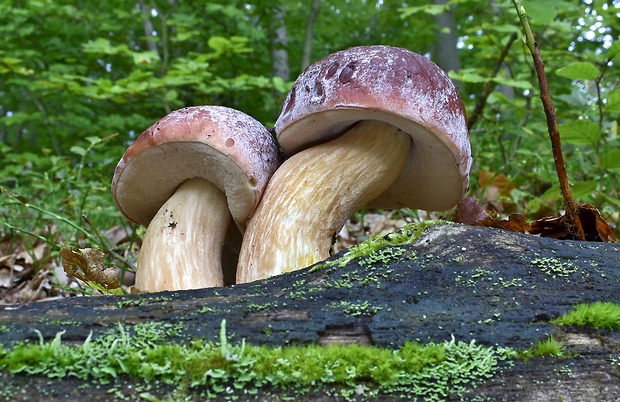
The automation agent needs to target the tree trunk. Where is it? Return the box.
[271,0,289,82]
[432,0,462,91]
[2,224,620,401]
[137,0,159,55]
[301,0,321,71]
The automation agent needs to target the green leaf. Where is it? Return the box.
[448,70,486,83]
[70,146,87,156]
[208,36,230,55]
[491,76,533,90]
[271,76,290,93]
[606,90,620,114]
[542,181,597,201]
[607,40,620,61]
[522,0,566,24]
[85,136,101,145]
[601,149,620,170]
[399,4,447,18]
[164,89,178,103]
[132,51,160,65]
[556,62,599,80]
[560,120,602,145]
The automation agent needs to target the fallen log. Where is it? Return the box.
[1,223,620,401]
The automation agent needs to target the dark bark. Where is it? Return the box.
[2,225,620,401]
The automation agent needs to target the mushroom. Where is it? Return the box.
[237,45,472,283]
[112,106,282,292]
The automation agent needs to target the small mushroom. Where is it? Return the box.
[237,45,472,283]
[112,106,282,292]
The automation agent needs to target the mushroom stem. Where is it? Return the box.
[135,177,230,291]
[237,120,412,283]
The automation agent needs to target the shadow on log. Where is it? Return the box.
[1,224,620,400]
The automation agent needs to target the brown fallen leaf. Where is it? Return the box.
[529,204,617,242]
[456,196,617,243]
[454,195,492,225]
[473,213,532,234]
[478,170,517,214]
[60,245,121,290]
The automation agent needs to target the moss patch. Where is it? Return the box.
[0,319,519,401]
[552,301,620,330]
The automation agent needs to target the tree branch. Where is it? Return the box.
[467,32,518,131]
[512,0,585,241]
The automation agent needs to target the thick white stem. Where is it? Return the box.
[135,177,230,291]
[237,120,412,283]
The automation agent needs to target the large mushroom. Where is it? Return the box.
[237,45,472,283]
[112,106,282,292]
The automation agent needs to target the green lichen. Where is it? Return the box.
[531,256,579,278]
[116,295,175,309]
[552,301,620,330]
[333,300,383,317]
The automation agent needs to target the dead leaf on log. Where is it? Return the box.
[454,195,492,225]
[457,197,617,243]
[474,213,532,234]
[529,204,617,242]
[60,245,121,291]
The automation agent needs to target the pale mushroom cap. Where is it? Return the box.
[275,45,472,211]
[112,106,282,227]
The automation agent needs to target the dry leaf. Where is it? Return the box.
[478,170,517,214]
[473,213,532,233]
[60,245,120,289]
[464,197,617,243]
[454,195,492,225]
[529,204,617,242]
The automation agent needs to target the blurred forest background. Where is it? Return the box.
[1,0,619,301]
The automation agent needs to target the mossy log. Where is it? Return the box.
[1,224,620,401]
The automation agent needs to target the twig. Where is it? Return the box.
[467,32,518,131]
[512,0,586,241]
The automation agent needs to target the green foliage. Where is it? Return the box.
[552,301,620,330]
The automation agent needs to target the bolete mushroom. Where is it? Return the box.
[237,45,472,283]
[112,106,282,292]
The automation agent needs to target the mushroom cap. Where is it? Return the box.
[274,45,472,211]
[112,106,282,228]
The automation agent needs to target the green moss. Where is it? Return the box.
[0,320,514,401]
[519,336,565,359]
[551,301,620,330]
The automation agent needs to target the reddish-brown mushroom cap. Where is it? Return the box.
[112,105,282,229]
[275,45,472,211]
